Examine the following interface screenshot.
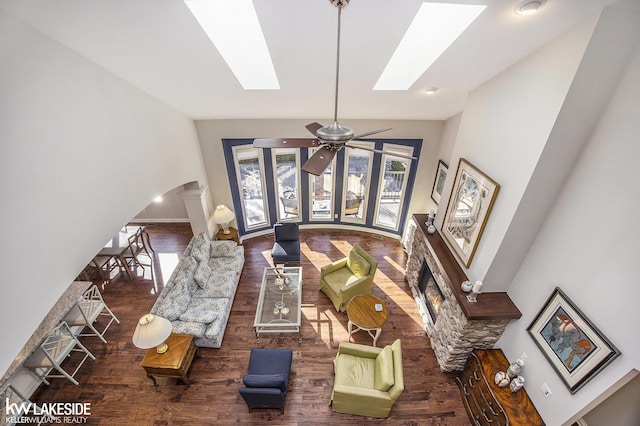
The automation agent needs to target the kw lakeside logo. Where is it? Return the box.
[4,400,91,424]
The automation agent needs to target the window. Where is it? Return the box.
[373,144,413,230]
[272,149,301,221]
[223,138,421,236]
[342,143,373,223]
[233,146,269,229]
[308,147,336,221]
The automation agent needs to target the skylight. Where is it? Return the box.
[185,0,279,90]
[374,2,486,91]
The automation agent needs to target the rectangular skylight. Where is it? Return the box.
[185,0,279,90]
[374,2,486,90]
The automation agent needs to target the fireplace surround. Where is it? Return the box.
[405,214,521,371]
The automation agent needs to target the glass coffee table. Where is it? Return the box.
[254,267,302,343]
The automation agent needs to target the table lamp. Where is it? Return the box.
[213,204,235,234]
[132,313,172,354]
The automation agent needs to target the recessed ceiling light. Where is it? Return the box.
[185,0,279,90]
[374,2,487,91]
[515,0,546,16]
[424,87,439,95]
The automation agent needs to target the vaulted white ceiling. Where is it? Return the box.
[1,0,618,120]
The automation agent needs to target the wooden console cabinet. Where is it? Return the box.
[456,349,544,426]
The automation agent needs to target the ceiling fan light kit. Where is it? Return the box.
[252,0,414,176]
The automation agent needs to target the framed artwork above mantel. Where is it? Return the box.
[442,158,500,268]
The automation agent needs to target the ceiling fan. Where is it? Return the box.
[253,0,416,176]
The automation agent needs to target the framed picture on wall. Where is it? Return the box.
[430,159,449,204]
[442,158,499,267]
[528,287,620,394]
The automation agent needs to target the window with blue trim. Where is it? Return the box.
[222,138,422,236]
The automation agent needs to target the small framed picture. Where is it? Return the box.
[430,159,448,204]
[528,288,620,394]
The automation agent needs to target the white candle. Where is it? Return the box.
[472,281,483,293]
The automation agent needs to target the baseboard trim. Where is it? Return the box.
[129,218,190,224]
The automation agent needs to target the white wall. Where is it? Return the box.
[498,30,640,426]
[0,11,208,377]
[437,12,599,288]
[133,184,190,222]
[194,119,445,230]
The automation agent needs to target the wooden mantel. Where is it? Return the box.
[413,214,521,320]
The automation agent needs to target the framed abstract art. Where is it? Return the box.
[528,287,620,394]
[442,158,499,267]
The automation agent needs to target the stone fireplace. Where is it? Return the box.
[405,214,521,372]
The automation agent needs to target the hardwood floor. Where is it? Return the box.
[31,223,469,425]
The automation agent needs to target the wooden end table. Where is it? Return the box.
[140,333,198,388]
[216,227,239,244]
[346,294,389,347]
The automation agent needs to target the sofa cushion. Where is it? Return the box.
[347,250,370,278]
[374,345,395,391]
[210,240,238,257]
[194,261,212,288]
[208,256,241,275]
[334,354,376,390]
[154,273,194,320]
[193,274,234,298]
[242,374,287,393]
[178,298,219,323]
[170,320,207,337]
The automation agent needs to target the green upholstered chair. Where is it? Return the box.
[331,339,404,418]
[319,244,378,312]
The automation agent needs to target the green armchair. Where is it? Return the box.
[319,244,378,312]
[331,339,404,418]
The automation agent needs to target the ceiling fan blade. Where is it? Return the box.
[345,144,416,160]
[302,146,337,176]
[305,122,324,137]
[253,138,320,149]
[352,128,392,140]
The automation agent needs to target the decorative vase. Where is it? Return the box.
[427,224,436,234]
[461,280,473,292]
[494,371,510,387]
[510,375,525,392]
[507,358,525,378]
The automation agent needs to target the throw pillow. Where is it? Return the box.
[210,240,237,258]
[189,233,207,262]
[179,305,218,323]
[154,281,192,321]
[347,250,371,278]
[194,261,212,288]
[374,345,395,391]
[243,374,286,393]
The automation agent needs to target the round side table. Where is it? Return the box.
[346,294,389,346]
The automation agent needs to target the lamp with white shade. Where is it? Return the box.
[213,205,235,234]
[132,313,172,354]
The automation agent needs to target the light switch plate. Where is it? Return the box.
[540,383,552,398]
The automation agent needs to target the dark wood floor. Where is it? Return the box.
[31,223,469,425]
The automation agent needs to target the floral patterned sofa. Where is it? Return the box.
[150,232,244,348]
